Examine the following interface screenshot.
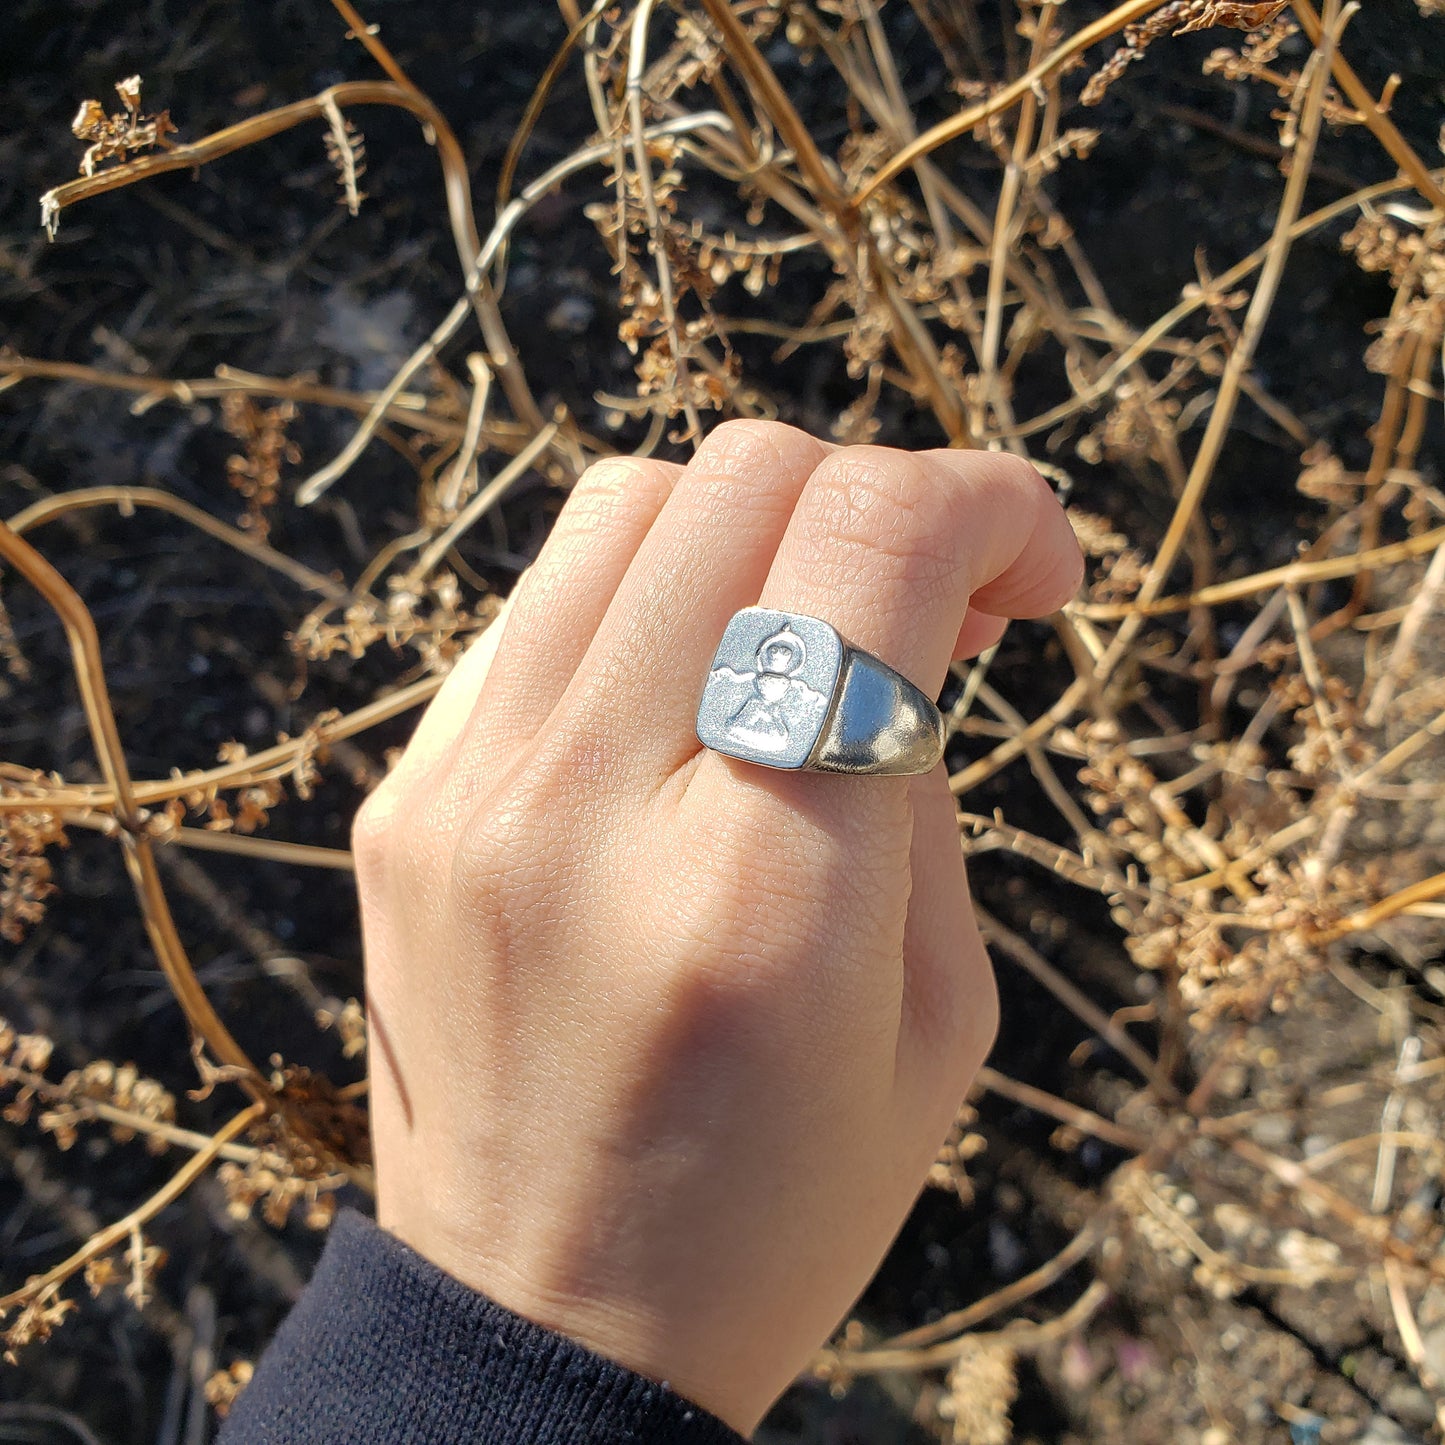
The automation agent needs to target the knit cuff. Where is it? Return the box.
[218,1209,747,1445]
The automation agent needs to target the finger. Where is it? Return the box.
[547,421,835,781]
[755,447,1080,705]
[892,768,996,1130]
[365,587,521,814]
[380,456,683,810]
[469,456,684,753]
[953,608,1007,660]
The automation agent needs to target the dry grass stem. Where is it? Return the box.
[5,0,1445,1428]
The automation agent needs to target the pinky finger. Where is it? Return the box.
[952,608,1008,660]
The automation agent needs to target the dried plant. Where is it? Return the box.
[322,94,368,216]
[4,0,1445,1436]
[70,74,177,177]
[204,1360,255,1418]
[1081,0,1291,105]
[220,393,301,537]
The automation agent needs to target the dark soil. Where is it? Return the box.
[2,2,1442,1442]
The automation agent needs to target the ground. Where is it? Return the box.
[1,1,1443,1441]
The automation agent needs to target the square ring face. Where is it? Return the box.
[695,607,844,770]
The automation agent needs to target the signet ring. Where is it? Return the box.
[695,607,945,775]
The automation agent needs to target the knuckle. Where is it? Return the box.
[576,454,648,491]
[375,786,463,889]
[697,418,792,469]
[444,774,581,979]
[976,973,1001,1054]
[355,778,467,892]
[805,447,957,585]
[690,420,817,498]
[983,449,1050,497]
[449,792,535,890]
[817,446,930,515]
[446,753,576,897]
[569,456,668,518]
[972,453,1052,537]
[1003,530,1071,603]
[533,711,627,803]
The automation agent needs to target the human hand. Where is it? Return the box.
[353,422,1083,1436]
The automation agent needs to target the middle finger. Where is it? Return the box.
[544,420,833,783]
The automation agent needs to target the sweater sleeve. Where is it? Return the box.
[217,1209,748,1445]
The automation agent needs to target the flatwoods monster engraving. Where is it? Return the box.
[708,625,829,753]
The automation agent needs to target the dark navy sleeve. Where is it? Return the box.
[218,1209,748,1444]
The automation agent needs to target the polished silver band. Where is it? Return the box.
[695,607,945,775]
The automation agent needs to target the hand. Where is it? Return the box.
[353,422,1083,1436]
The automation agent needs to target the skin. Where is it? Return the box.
[354,421,1085,1437]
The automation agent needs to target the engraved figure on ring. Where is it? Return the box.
[709,625,829,753]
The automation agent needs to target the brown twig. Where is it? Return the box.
[852,0,1167,205]
[0,520,259,1079]
[821,1211,1110,1371]
[1079,523,1445,620]
[974,1066,1151,1152]
[0,1103,264,1314]
[1290,0,1445,211]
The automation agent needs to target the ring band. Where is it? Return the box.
[695,607,945,775]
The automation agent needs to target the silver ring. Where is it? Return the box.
[695,607,944,775]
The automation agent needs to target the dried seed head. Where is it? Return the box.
[205,1361,255,1418]
[114,75,143,113]
[70,99,106,140]
[65,75,178,178]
